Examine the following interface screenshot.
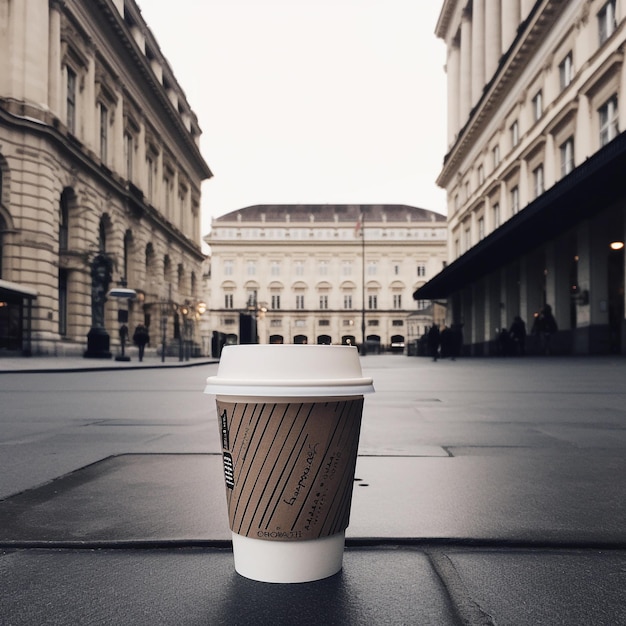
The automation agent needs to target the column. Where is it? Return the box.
[471,0,486,106]
[48,0,63,115]
[447,40,461,145]
[485,0,501,81]
[459,9,473,125]
[501,0,520,55]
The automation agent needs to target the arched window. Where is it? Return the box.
[98,216,107,252]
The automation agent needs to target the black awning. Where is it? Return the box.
[414,131,626,300]
[0,279,38,302]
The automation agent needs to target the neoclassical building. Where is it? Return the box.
[416,0,626,355]
[204,204,446,355]
[0,0,211,356]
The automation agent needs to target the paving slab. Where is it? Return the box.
[0,453,624,545]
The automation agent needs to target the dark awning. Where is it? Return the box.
[0,279,38,302]
[414,131,626,300]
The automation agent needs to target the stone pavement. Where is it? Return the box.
[0,353,625,625]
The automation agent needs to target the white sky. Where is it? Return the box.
[137,0,448,240]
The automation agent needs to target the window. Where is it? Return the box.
[392,320,404,327]
[393,294,402,309]
[318,260,329,276]
[393,264,400,275]
[510,121,519,147]
[341,260,352,276]
[66,67,76,134]
[146,156,154,201]
[223,259,233,276]
[367,261,377,276]
[294,260,304,276]
[319,295,328,309]
[559,53,573,89]
[533,165,544,198]
[510,186,520,214]
[344,294,353,309]
[464,226,471,251]
[246,260,256,276]
[270,261,281,276]
[560,137,575,176]
[599,95,619,146]
[59,191,69,251]
[124,132,133,180]
[368,295,378,309]
[271,294,281,310]
[225,294,234,309]
[493,145,500,168]
[598,0,617,44]
[58,269,68,336]
[493,202,501,228]
[478,165,485,186]
[532,91,543,122]
[478,216,485,240]
[99,104,108,163]
[295,294,305,310]
[417,264,426,277]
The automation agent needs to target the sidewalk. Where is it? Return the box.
[0,354,625,625]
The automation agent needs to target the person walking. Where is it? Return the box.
[427,324,440,362]
[532,305,557,355]
[133,324,150,362]
[509,316,527,356]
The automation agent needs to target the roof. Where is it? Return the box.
[414,130,626,300]
[213,204,446,224]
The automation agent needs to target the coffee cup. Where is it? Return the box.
[204,344,374,583]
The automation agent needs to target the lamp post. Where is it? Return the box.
[108,280,137,362]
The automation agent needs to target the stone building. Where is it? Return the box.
[416,0,626,355]
[0,0,211,356]
[204,204,446,355]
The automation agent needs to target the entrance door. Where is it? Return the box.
[608,247,624,353]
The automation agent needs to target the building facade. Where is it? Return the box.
[205,204,447,355]
[416,0,626,355]
[0,0,211,356]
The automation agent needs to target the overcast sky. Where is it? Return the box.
[137,0,448,238]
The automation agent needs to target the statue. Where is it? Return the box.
[90,253,113,328]
[84,253,113,359]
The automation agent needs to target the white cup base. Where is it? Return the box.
[231,531,345,583]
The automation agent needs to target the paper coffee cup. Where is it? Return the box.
[205,344,374,583]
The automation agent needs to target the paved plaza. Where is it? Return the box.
[0,353,624,624]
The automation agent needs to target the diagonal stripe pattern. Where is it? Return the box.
[217,398,363,541]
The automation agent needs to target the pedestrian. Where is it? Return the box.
[509,316,527,356]
[532,305,557,355]
[133,324,150,362]
[427,324,440,361]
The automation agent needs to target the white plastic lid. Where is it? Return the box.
[205,344,374,397]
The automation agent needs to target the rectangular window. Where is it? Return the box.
[270,261,281,276]
[246,260,256,276]
[319,295,329,309]
[478,164,485,186]
[294,260,304,276]
[367,261,377,276]
[532,90,543,122]
[493,145,500,168]
[599,95,619,146]
[318,260,329,276]
[417,265,426,277]
[393,294,402,309]
[146,156,154,201]
[99,104,108,163]
[124,132,133,180]
[343,294,353,309]
[66,67,76,134]
[598,0,617,44]
[295,294,305,310]
[464,226,471,251]
[510,120,519,147]
[271,294,281,310]
[493,202,501,228]
[478,216,485,240]
[224,294,233,309]
[560,137,575,176]
[223,259,233,276]
[510,186,520,214]
[368,295,378,310]
[559,52,573,89]
[341,260,352,276]
[533,165,544,198]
